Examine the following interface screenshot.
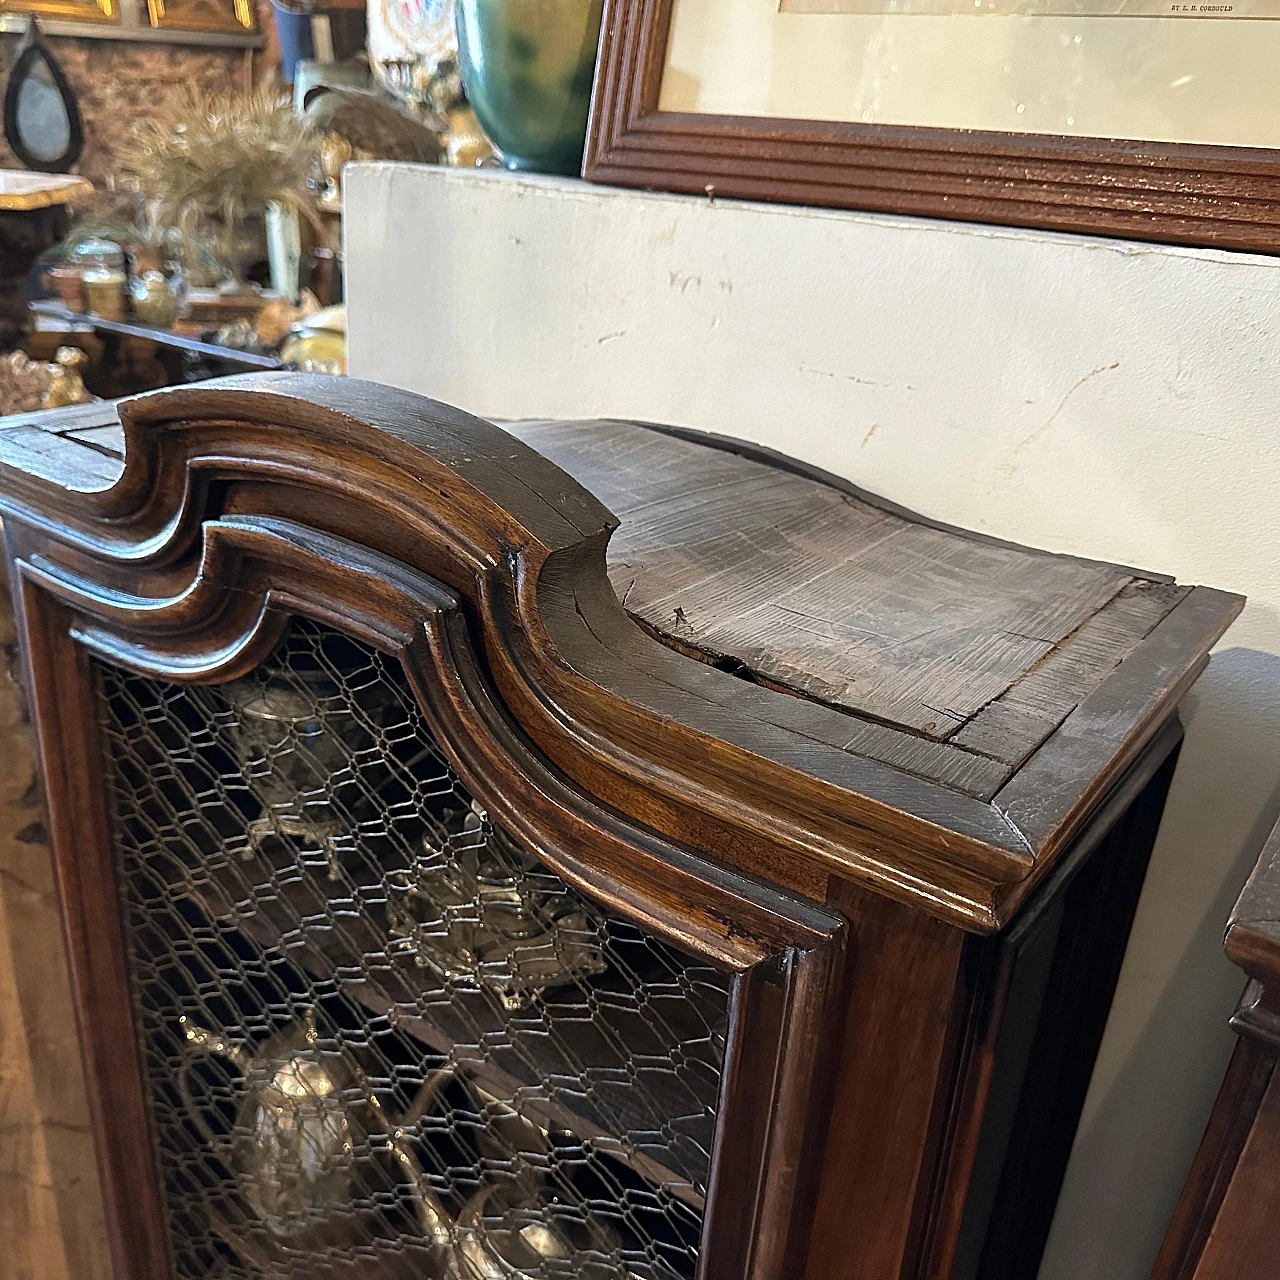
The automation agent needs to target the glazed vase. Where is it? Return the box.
[455,0,604,176]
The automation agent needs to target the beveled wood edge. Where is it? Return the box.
[699,939,848,1280]
[1150,1037,1277,1280]
[583,0,1280,255]
[1226,815,1280,992]
[745,942,848,1279]
[991,585,1242,917]
[11,517,850,1280]
[21,501,1001,931]
[11,576,171,1280]
[17,515,845,964]
[1230,980,1280,1055]
[13,471,1026,933]
[0,375,1233,932]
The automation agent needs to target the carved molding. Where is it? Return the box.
[0,373,1227,931]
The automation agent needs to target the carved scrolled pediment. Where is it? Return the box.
[0,372,1241,931]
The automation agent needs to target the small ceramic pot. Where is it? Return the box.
[129,271,178,328]
[456,0,604,176]
[47,265,87,313]
[81,267,126,320]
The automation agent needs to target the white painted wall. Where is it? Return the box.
[345,163,1280,1278]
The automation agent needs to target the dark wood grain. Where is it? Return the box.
[5,392,1236,937]
[0,545,110,1280]
[29,408,1223,824]
[1156,804,1280,1277]
[515,417,1139,746]
[701,943,848,1280]
[1153,1039,1277,1280]
[8,574,171,1280]
[0,383,1238,931]
[804,882,967,1280]
[953,581,1190,768]
[0,377,1235,1280]
[584,0,1280,255]
[1188,1067,1280,1279]
[40,405,1161,795]
[992,586,1239,886]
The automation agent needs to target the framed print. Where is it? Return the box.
[146,0,253,32]
[0,0,115,23]
[584,0,1280,251]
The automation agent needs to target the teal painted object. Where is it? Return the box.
[456,0,605,176]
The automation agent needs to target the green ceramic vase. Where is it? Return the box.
[456,0,604,176]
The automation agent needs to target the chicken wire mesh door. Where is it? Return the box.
[94,616,733,1280]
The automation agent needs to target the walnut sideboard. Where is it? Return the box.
[0,375,1241,1280]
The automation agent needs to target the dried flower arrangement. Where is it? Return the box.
[117,81,321,236]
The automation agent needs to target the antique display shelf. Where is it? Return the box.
[0,376,1241,1280]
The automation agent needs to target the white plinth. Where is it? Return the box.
[345,161,1280,1279]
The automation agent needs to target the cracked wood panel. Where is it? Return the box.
[0,411,1015,800]
[953,580,1191,768]
[22,407,1190,805]
[511,418,1185,799]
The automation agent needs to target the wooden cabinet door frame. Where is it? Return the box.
[7,484,847,1280]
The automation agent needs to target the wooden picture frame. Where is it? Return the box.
[145,0,253,33]
[0,0,115,24]
[584,0,1280,254]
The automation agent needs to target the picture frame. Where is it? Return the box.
[145,0,254,33]
[0,0,116,24]
[3,19,85,171]
[584,0,1280,253]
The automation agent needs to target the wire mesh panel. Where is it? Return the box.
[94,618,732,1280]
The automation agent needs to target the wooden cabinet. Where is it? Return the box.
[0,376,1240,1280]
[1154,816,1280,1280]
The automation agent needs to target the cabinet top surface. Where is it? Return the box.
[0,381,1243,928]
[510,418,1213,802]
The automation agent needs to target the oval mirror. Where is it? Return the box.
[4,20,83,174]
